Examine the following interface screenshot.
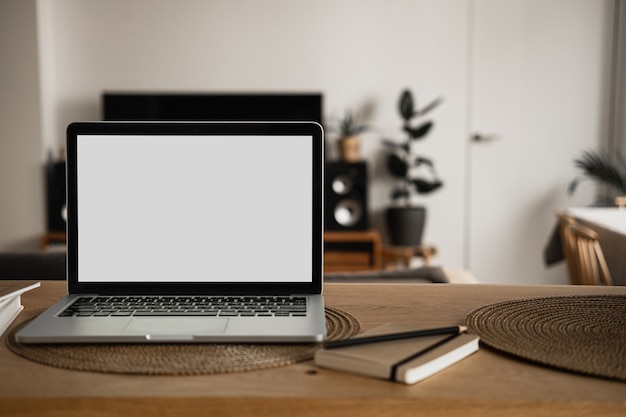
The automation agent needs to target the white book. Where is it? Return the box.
[0,281,40,336]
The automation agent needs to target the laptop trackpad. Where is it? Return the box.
[123,317,229,336]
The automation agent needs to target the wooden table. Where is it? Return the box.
[1,281,625,417]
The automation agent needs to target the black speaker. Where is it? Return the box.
[46,160,66,232]
[325,161,368,231]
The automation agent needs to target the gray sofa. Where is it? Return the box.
[324,266,478,284]
[324,267,450,283]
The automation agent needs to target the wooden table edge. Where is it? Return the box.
[1,397,625,417]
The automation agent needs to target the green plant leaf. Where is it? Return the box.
[416,97,443,116]
[382,139,410,154]
[570,150,626,195]
[414,157,434,167]
[413,179,443,194]
[567,176,584,195]
[399,90,414,121]
[382,139,401,149]
[337,110,369,137]
[404,122,433,140]
[392,188,410,200]
[387,153,408,178]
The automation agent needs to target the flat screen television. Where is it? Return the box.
[102,92,323,123]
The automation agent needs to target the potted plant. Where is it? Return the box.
[568,149,626,205]
[335,110,369,162]
[382,89,443,246]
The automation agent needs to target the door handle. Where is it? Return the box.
[472,133,500,142]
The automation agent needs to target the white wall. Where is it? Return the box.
[0,0,45,250]
[0,0,614,283]
[611,0,626,155]
[36,0,471,268]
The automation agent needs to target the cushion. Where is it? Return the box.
[324,266,450,283]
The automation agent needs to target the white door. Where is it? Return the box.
[468,0,612,284]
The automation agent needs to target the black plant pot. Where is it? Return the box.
[386,206,426,246]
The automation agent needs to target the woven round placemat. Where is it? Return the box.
[464,295,626,381]
[5,306,360,375]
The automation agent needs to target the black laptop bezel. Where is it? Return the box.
[66,121,324,295]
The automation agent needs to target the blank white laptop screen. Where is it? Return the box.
[76,134,312,283]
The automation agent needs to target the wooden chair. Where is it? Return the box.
[558,213,613,286]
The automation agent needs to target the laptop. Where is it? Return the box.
[17,121,326,344]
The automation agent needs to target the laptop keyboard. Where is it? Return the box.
[59,295,308,317]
